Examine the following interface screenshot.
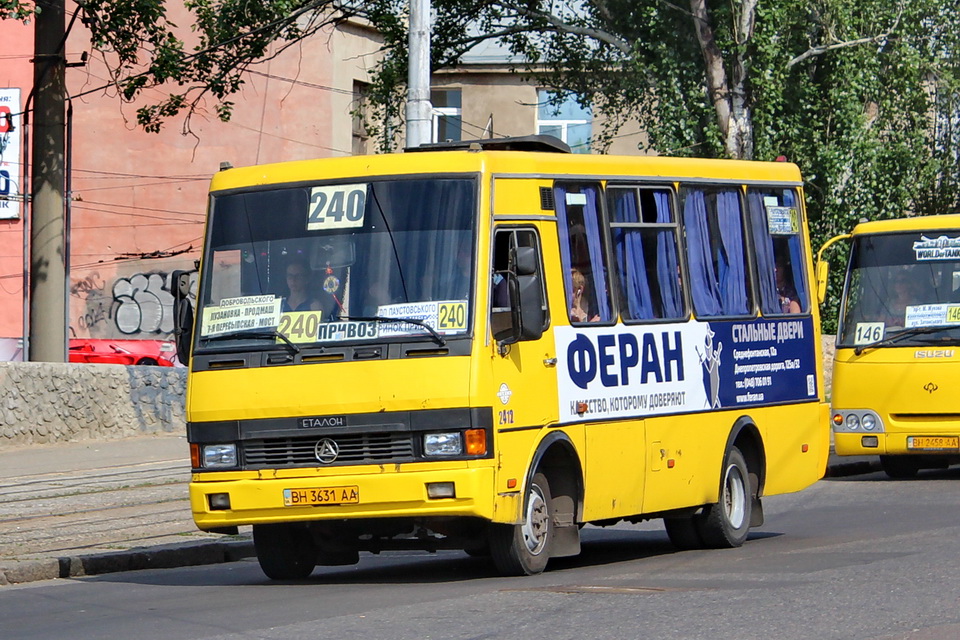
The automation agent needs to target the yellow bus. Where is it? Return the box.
[828,214,960,478]
[173,136,829,579]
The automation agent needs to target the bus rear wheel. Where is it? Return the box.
[880,455,920,479]
[489,472,553,576]
[697,447,752,548]
[253,523,317,580]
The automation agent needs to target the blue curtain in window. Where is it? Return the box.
[783,190,808,305]
[748,191,780,314]
[654,191,682,318]
[614,192,654,319]
[683,190,722,316]
[582,185,611,321]
[555,185,575,300]
[717,190,748,314]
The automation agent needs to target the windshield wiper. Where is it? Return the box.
[342,315,446,347]
[854,325,947,355]
[201,329,301,354]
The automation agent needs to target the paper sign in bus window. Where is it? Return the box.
[201,295,282,336]
[913,235,960,261]
[766,206,798,235]
[853,322,884,345]
[308,184,367,230]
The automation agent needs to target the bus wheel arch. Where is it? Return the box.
[696,417,766,548]
[489,432,584,575]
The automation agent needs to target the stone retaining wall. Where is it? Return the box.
[0,362,186,448]
[0,338,838,448]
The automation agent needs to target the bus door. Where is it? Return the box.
[489,226,557,433]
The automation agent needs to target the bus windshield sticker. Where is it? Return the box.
[308,183,367,230]
[853,322,884,345]
[905,304,960,328]
[200,295,282,336]
[316,321,380,342]
[766,206,799,235]
[913,235,960,261]
[278,311,325,343]
[377,301,469,337]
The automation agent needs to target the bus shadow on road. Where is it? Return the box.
[89,524,783,587]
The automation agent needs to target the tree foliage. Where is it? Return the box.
[5,0,960,328]
[4,0,358,133]
[365,0,960,329]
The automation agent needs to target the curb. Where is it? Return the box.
[0,538,254,586]
[0,457,881,586]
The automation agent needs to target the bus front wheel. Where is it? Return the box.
[253,523,317,580]
[489,472,553,576]
[697,447,752,548]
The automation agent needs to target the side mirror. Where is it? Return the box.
[172,270,195,366]
[815,233,852,306]
[495,247,545,353]
[815,260,830,306]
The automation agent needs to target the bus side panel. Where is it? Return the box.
[640,413,724,513]
[756,402,828,496]
[580,420,645,521]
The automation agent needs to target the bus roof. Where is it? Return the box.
[851,214,960,236]
[209,149,804,193]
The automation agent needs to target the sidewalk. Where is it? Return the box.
[0,435,880,586]
[0,436,253,585]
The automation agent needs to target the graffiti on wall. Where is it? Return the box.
[70,266,197,340]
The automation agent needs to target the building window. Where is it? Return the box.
[537,90,591,154]
[352,81,370,156]
[431,89,462,143]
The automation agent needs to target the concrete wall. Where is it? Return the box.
[0,363,186,448]
[0,336,839,448]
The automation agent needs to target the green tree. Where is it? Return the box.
[5,0,959,329]
[365,0,960,329]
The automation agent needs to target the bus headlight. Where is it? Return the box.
[203,444,238,468]
[424,432,462,456]
[832,410,884,433]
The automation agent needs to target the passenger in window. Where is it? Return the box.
[775,260,801,314]
[282,258,323,312]
[570,268,600,323]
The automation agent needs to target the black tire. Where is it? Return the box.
[664,516,705,550]
[489,472,553,576]
[253,523,318,580]
[697,447,752,548]
[137,358,159,366]
[880,455,920,479]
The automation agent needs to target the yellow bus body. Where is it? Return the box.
[184,143,828,575]
[831,215,960,474]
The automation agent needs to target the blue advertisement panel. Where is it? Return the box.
[555,317,818,423]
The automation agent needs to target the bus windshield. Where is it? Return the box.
[838,230,960,348]
[195,177,477,351]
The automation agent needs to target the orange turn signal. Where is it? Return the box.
[190,443,201,468]
[465,428,487,456]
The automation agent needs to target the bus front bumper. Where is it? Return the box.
[190,465,499,530]
[834,431,960,456]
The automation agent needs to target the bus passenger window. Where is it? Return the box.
[608,187,684,321]
[747,188,808,315]
[681,187,751,317]
[555,183,612,324]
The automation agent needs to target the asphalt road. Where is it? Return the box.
[2,467,959,640]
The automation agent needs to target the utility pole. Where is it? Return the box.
[405,0,432,149]
[29,0,67,362]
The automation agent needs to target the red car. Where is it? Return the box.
[68,339,177,366]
